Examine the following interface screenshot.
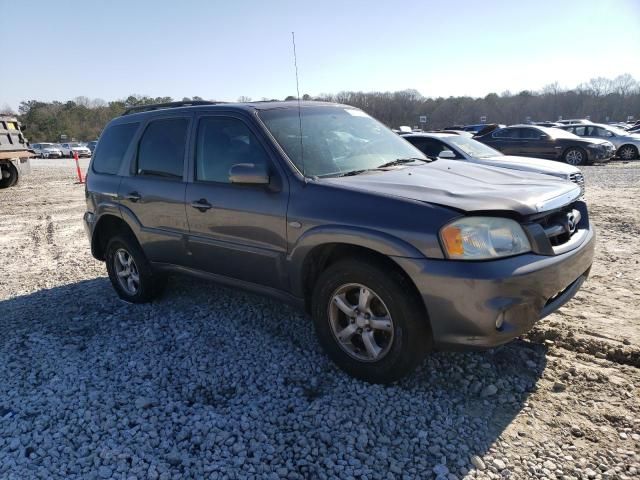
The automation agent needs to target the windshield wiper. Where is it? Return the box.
[377,157,432,169]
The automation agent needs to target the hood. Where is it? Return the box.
[43,147,61,152]
[322,160,580,216]
[476,155,579,178]
[567,137,610,146]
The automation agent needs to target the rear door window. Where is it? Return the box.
[92,122,139,175]
[137,118,189,178]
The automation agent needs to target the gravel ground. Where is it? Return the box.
[0,159,638,480]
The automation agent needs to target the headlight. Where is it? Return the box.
[587,144,602,149]
[440,217,531,260]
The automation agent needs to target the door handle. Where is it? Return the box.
[124,192,141,202]
[190,198,212,212]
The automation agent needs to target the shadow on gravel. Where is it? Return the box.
[0,276,547,479]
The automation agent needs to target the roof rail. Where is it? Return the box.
[121,100,221,116]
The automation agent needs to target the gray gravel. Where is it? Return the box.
[0,159,638,479]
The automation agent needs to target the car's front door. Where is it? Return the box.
[185,114,289,289]
[118,115,192,266]
[485,128,519,154]
[518,127,556,159]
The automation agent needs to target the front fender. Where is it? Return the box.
[286,224,425,298]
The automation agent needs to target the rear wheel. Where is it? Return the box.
[563,147,587,166]
[105,234,166,303]
[0,163,18,189]
[311,258,431,384]
[618,144,638,160]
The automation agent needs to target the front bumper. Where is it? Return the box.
[73,151,92,157]
[394,226,595,350]
[587,146,614,162]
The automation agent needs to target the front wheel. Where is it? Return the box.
[563,147,587,166]
[618,145,638,160]
[311,259,431,384]
[105,234,166,303]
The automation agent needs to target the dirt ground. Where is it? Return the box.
[0,158,638,479]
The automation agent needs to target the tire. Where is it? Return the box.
[563,147,588,166]
[0,163,18,189]
[311,258,431,384]
[105,234,166,303]
[617,144,638,160]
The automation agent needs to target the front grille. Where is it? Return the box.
[531,202,583,248]
[569,172,585,196]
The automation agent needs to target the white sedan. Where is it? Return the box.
[59,142,92,158]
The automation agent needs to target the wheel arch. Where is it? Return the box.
[290,228,429,321]
[91,213,140,260]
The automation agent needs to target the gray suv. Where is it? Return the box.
[84,101,595,383]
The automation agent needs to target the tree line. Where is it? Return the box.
[8,74,640,143]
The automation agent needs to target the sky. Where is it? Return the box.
[2,0,639,110]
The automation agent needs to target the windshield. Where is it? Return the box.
[70,143,82,147]
[259,106,427,177]
[40,143,54,147]
[444,135,502,158]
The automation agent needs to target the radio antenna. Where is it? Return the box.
[291,31,305,178]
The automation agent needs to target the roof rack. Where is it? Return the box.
[121,100,221,116]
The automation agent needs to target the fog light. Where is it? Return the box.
[495,312,505,330]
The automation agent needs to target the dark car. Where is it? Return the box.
[84,101,594,383]
[474,124,614,165]
[86,140,98,153]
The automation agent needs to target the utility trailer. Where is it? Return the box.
[0,115,33,189]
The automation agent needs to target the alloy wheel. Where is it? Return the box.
[619,145,637,160]
[113,248,140,295]
[565,149,584,165]
[328,283,394,362]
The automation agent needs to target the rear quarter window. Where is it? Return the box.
[92,123,139,175]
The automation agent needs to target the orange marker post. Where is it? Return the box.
[73,151,84,184]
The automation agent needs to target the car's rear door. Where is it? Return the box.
[184,113,289,289]
[118,114,192,266]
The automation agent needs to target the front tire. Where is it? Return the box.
[311,258,431,384]
[563,147,587,166]
[618,145,638,160]
[105,234,166,303]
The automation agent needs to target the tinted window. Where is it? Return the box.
[492,128,517,139]
[195,117,269,183]
[407,137,451,157]
[520,128,541,140]
[573,126,586,136]
[92,122,139,175]
[137,118,188,178]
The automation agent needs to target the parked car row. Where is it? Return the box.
[31,141,96,158]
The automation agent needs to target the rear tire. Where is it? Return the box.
[0,163,18,189]
[617,144,638,160]
[311,258,431,384]
[105,234,166,303]
[563,147,587,166]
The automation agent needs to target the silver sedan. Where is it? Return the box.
[558,123,640,160]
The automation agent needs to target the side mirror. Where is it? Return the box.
[438,150,456,159]
[229,163,270,185]
[539,133,549,139]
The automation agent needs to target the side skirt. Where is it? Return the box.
[151,262,306,310]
